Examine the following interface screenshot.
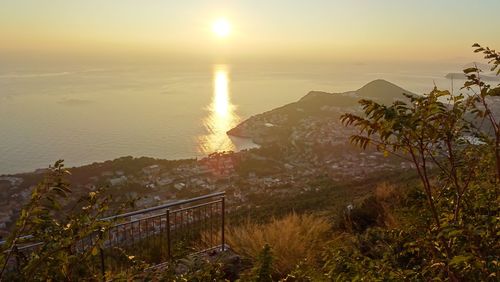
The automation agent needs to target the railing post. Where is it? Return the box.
[166,208,171,259]
[98,230,105,281]
[221,195,225,252]
[99,247,105,281]
[13,246,20,276]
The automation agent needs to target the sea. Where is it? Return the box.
[0,60,463,174]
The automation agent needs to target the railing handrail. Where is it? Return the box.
[0,192,225,246]
[100,191,225,221]
[0,235,33,246]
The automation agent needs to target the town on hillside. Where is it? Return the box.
[0,107,416,238]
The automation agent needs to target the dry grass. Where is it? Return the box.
[374,182,397,200]
[221,213,331,275]
[374,182,399,227]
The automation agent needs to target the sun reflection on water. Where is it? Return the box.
[198,65,240,154]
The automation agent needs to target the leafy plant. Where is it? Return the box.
[0,161,144,281]
[337,44,500,280]
[250,244,273,282]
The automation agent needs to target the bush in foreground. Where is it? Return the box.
[225,213,331,277]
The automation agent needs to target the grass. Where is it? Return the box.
[222,213,331,276]
[374,182,399,228]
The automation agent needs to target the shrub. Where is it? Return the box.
[338,182,400,233]
[243,244,273,282]
[338,44,500,280]
[223,213,331,276]
[0,161,150,281]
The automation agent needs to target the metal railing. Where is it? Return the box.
[1,192,226,276]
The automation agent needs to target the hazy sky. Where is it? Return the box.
[1,0,500,63]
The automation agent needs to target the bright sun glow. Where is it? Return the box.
[212,18,231,38]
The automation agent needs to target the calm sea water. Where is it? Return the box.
[0,61,459,174]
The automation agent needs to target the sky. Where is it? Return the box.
[1,0,500,64]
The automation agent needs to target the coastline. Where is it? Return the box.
[1,135,259,177]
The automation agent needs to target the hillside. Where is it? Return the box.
[227,79,414,142]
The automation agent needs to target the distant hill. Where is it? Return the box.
[300,79,414,105]
[227,79,414,140]
[358,79,416,102]
[445,62,500,81]
[445,72,500,81]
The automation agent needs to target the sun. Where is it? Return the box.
[212,18,231,38]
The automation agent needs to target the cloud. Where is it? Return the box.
[0,72,71,79]
[58,98,94,106]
